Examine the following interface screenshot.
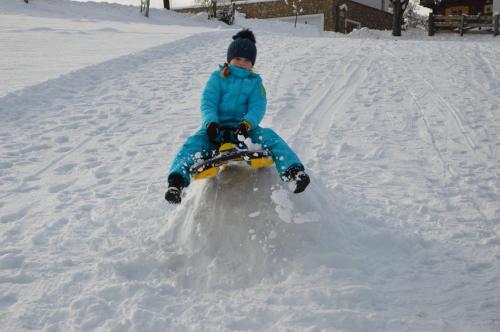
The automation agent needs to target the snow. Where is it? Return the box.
[0,0,222,97]
[1,0,500,331]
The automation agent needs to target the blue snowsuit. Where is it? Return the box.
[169,64,303,186]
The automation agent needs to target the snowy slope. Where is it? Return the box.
[0,0,223,97]
[1,1,500,331]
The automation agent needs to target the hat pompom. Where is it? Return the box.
[232,29,256,44]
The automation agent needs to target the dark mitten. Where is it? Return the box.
[206,122,220,142]
[236,122,250,140]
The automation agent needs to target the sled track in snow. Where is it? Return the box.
[383,45,494,222]
[384,48,478,152]
[267,39,368,164]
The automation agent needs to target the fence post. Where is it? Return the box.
[494,14,499,37]
[212,1,217,19]
[459,15,465,36]
[428,13,434,36]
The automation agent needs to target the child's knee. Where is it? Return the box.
[251,127,277,143]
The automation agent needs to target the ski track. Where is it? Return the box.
[385,43,499,223]
[264,37,499,331]
[1,8,500,331]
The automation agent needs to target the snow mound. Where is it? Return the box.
[156,166,424,291]
[156,166,315,289]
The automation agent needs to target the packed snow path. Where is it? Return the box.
[1,3,500,331]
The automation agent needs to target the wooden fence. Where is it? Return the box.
[428,14,499,37]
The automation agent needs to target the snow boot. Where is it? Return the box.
[283,165,310,194]
[165,174,185,204]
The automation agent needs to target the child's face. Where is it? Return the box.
[230,57,253,70]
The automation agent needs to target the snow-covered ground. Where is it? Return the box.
[0,0,221,97]
[1,1,500,331]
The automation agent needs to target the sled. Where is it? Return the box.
[190,127,274,180]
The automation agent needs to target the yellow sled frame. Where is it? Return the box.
[193,143,274,180]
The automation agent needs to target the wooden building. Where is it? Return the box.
[420,0,495,16]
[422,0,499,36]
[174,0,393,33]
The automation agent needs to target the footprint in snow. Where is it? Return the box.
[54,163,77,175]
[0,292,18,309]
[0,161,13,170]
[0,253,25,269]
[48,182,73,194]
[0,208,28,224]
[54,136,69,144]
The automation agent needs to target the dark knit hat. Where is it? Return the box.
[227,29,257,65]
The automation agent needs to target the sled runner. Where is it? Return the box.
[190,126,274,180]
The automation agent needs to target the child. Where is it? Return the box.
[165,29,310,204]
